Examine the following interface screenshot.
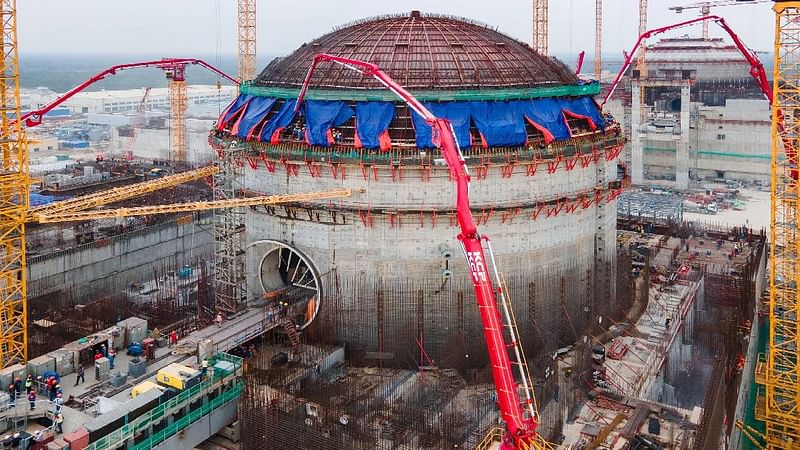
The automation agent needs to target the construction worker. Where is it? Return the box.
[74,365,85,386]
[13,377,21,396]
[27,390,35,411]
[54,413,63,434]
[215,312,223,328]
[24,375,32,394]
[7,384,15,407]
[53,393,63,414]
[48,382,57,402]
[169,330,178,347]
[108,347,117,370]
[201,359,209,378]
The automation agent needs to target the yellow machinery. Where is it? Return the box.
[131,380,165,399]
[156,363,202,391]
[755,3,800,447]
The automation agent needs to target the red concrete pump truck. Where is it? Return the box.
[295,15,772,449]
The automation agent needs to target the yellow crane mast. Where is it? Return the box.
[0,0,28,367]
[637,0,648,78]
[532,0,548,55]
[758,3,800,447]
[166,65,188,163]
[237,0,258,82]
[595,0,603,80]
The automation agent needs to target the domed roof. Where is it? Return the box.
[254,11,579,91]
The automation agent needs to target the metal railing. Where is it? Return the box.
[84,353,243,450]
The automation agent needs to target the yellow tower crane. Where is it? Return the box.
[0,0,30,367]
[637,0,648,78]
[0,1,354,366]
[166,65,188,163]
[237,0,257,82]
[756,2,800,447]
[595,0,603,80]
[532,0,548,55]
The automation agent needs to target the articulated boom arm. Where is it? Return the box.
[19,58,239,127]
[297,54,538,448]
[601,15,771,108]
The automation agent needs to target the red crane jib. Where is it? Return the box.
[19,58,239,128]
[601,15,771,107]
[600,15,796,179]
[296,54,538,448]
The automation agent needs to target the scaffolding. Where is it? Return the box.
[617,191,684,224]
[212,142,247,316]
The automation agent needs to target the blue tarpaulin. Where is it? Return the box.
[469,101,527,147]
[258,99,298,143]
[519,98,572,142]
[234,97,277,139]
[355,102,395,149]
[30,192,56,206]
[562,96,605,130]
[218,94,253,130]
[304,100,354,147]
[237,94,604,147]
[411,102,472,149]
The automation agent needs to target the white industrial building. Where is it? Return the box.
[63,85,237,114]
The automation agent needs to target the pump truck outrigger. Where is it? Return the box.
[296,54,549,449]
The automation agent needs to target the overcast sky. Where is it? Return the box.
[18,0,775,58]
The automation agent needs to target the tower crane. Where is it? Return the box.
[0,18,351,365]
[237,0,257,82]
[17,58,237,165]
[757,2,800,447]
[120,87,151,161]
[637,0,649,78]
[532,0,548,55]
[595,0,603,80]
[166,64,188,163]
[669,1,770,40]
[297,54,552,450]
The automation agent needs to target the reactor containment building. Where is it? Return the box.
[211,11,626,371]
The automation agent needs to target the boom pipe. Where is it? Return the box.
[32,189,352,223]
[29,166,220,217]
[296,54,537,448]
[601,15,770,108]
[18,58,239,127]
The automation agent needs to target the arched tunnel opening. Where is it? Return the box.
[257,241,322,330]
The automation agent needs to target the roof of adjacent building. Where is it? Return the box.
[253,11,579,91]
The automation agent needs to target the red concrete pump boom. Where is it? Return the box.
[19,58,239,127]
[601,15,771,108]
[297,54,539,449]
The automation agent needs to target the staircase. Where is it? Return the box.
[282,319,300,346]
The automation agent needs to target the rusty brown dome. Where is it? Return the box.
[254,11,578,91]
